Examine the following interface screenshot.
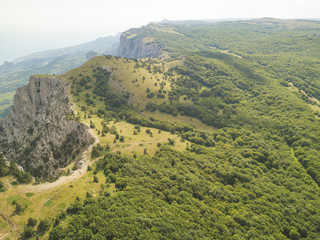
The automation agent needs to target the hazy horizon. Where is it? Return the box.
[1,0,320,65]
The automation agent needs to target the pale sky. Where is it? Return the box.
[0,0,319,64]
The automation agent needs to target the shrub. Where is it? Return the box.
[37,219,51,235]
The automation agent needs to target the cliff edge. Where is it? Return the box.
[0,76,92,178]
[118,32,164,59]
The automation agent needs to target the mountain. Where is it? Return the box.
[2,18,320,239]
[0,34,120,119]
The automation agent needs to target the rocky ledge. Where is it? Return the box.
[0,76,92,178]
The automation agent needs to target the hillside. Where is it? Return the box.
[1,18,320,239]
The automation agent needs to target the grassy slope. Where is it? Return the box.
[63,57,178,109]
[61,56,197,156]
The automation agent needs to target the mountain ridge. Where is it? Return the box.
[12,34,120,64]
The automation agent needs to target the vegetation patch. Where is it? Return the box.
[26,192,34,198]
[44,199,55,208]
[7,195,19,205]
[57,203,66,211]
[0,220,8,228]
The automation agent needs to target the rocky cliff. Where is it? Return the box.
[0,76,92,178]
[118,32,164,59]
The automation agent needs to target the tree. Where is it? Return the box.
[27,217,37,227]
[289,228,300,240]
[37,219,51,235]
[0,180,5,192]
[23,226,35,239]
[93,175,99,183]
[49,226,66,240]
[15,202,25,214]
[66,199,83,215]
[168,138,175,146]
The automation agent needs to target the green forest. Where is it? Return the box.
[49,143,320,239]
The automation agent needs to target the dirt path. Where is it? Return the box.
[17,128,99,193]
[0,233,8,240]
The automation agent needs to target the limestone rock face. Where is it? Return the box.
[118,33,163,59]
[0,76,92,178]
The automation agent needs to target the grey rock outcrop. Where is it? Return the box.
[86,51,98,60]
[118,33,164,59]
[0,76,92,178]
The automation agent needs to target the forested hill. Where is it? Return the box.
[39,19,320,240]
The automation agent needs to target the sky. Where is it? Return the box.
[0,0,319,64]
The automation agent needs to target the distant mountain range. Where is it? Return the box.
[11,34,120,65]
